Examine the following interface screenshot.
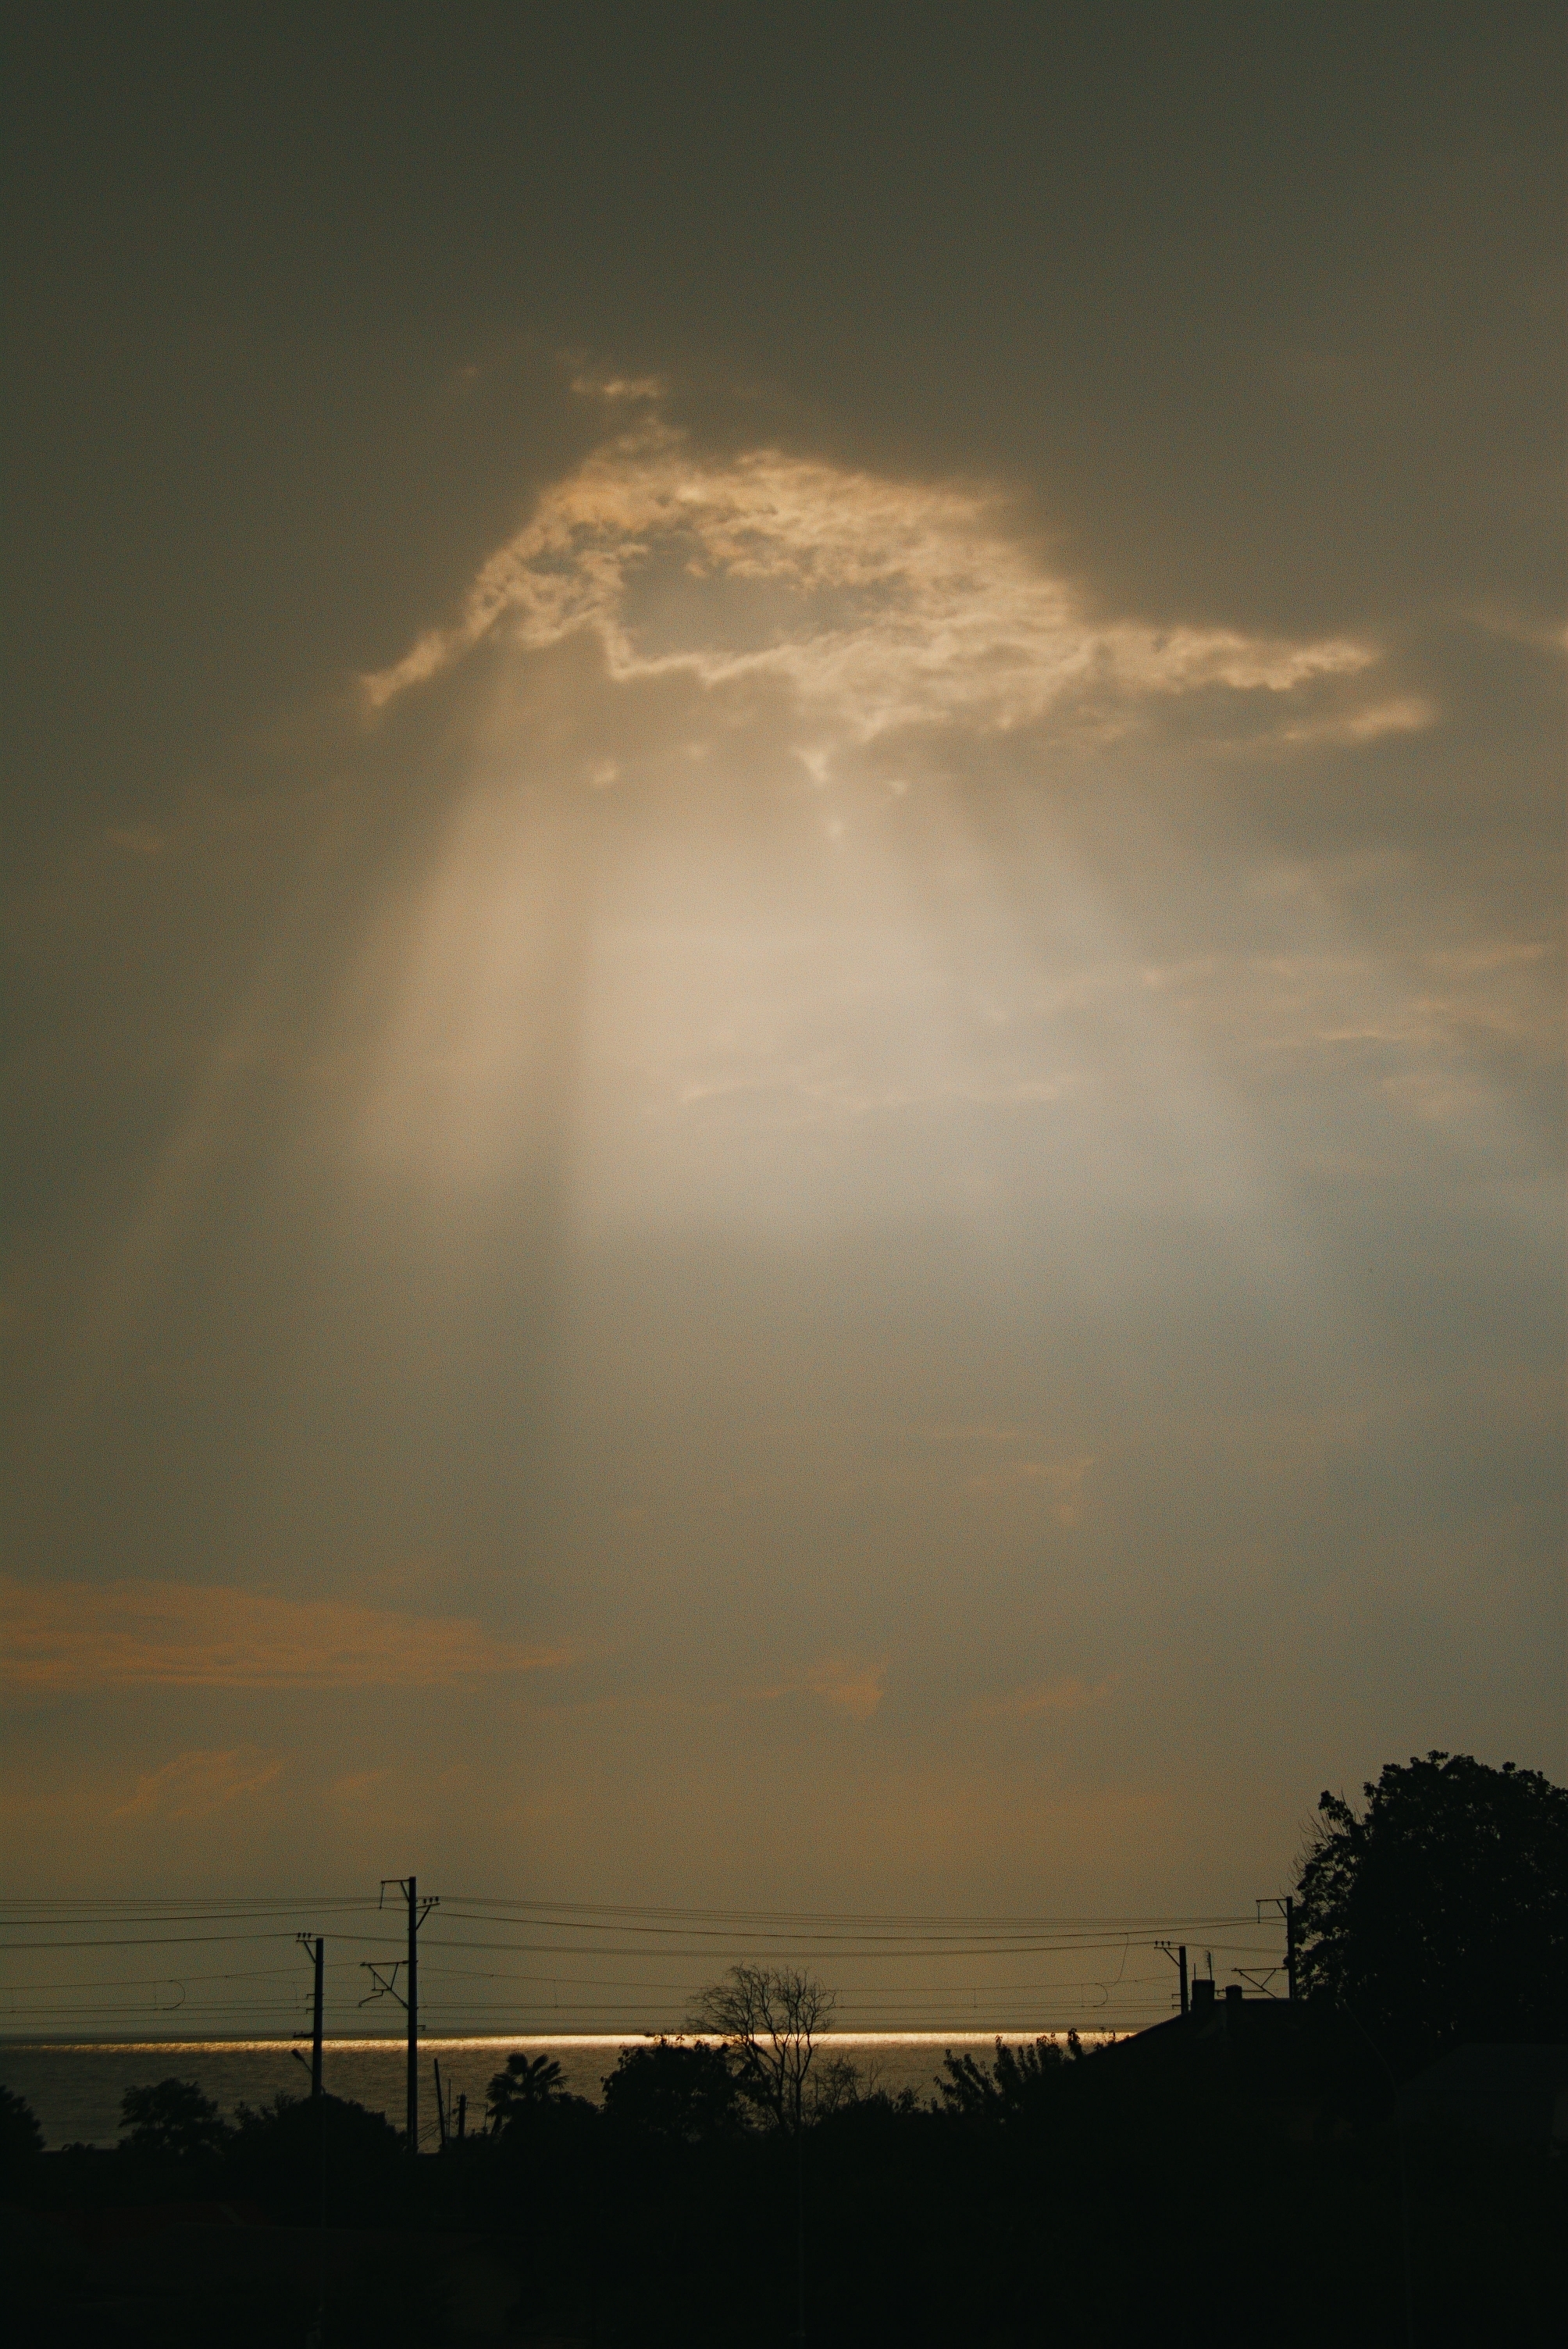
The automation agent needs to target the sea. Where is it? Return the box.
[0,2033,1089,2151]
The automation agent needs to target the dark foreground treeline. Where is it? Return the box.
[6,1755,1564,2346]
[2,2024,1563,2348]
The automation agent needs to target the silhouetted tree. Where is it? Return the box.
[1296,1751,1568,2067]
[806,2048,875,2119]
[118,2076,233,2160]
[486,2052,565,2125]
[600,2037,747,2144]
[0,2083,45,2166]
[689,1964,836,2133]
[484,2052,596,2151]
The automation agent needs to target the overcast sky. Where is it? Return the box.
[2,6,1562,2007]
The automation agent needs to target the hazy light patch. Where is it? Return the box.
[355,786,590,1188]
[331,427,1501,1278]
[558,790,1301,1265]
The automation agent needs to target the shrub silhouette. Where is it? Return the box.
[936,2033,1084,2124]
[229,2087,402,2167]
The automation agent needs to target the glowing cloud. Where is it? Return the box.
[362,422,1381,740]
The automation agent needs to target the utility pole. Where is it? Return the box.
[405,1877,419,2151]
[294,1931,329,2341]
[362,1878,438,2151]
[297,1934,326,2098]
[1155,1941,1189,2016]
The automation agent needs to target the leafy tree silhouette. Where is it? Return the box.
[483,2051,600,2152]
[600,2037,747,2144]
[1296,1750,1568,2069]
[485,2052,569,2129]
[118,2076,233,2160]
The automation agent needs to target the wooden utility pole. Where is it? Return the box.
[295,1933,326,2094]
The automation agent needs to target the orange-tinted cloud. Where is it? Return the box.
[969,1676,1117,1721]
[751,1654,887,1720]
[0,1580,571,1693]
[112,1745,282,1820]
[360,419,1384,743]
[799,1655,887,1721]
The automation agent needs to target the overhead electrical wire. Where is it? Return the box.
[0,1890,1291,2034]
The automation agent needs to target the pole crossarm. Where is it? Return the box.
[359,1960,408,2011]
[1254,1895,1299,2001]
[1153,1939,1189,2015]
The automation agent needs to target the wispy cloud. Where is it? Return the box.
[754,1654,887,1720]
[112,1746,282,1820]
[968,1676,1116,1722]
[961,1454,1096,1524]
[800,1656,887,1720]
[0,1581,571,1693]
[360,421,1385,743]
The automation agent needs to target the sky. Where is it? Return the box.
[2,5,1563,2032]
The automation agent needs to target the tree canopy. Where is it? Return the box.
[484,2051,594,2145]
[1295,1750,1568,2069]
[118,2076,233,2160]
[600,2037,747,2144]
